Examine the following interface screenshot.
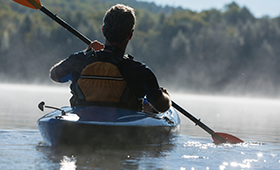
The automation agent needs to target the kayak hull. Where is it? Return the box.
[37,106,180,147]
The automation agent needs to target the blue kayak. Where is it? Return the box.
[37,105,181,147]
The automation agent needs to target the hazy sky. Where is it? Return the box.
[138,0,280,18]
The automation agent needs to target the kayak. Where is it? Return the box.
[37,105,181,147]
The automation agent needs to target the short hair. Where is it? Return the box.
[103,4,136,43]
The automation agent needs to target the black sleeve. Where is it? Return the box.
[50,51,90,83]
[118,60,162,104]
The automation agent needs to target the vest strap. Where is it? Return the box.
[80,75,124,81]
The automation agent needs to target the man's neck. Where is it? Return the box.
[105,40,128,53]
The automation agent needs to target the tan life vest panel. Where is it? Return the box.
[77,61,127,103]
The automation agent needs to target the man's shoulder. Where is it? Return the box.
[68,50,97,65]
[123,54,146,66]
[119,55,154,77]
[71,50,94,59]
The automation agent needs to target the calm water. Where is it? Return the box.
[0,84,280,170]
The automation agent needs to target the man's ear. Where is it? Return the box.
[102,26,105,36]
[128,30,134,40]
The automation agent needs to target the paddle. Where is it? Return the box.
[13,0,91,45]
[172,101,243,144]
[13,0,244,144]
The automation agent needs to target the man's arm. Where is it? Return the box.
[50,59,67,82]
[144,69,171,113]
[49,56,75,83]
[50,40,104,83]
[152,87,172,113]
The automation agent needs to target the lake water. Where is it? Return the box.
[0,83,280,170]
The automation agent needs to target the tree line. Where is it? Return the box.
[1,0,280,97]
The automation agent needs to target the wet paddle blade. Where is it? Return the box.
[13,0,42,9]
[212,132,244,144]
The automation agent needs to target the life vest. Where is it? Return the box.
[78,61,126,103]
[73,49,142,110]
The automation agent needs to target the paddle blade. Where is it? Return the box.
[13,0,42,9]
[212,132,244,144]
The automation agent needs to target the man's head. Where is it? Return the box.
[103,4,136,43]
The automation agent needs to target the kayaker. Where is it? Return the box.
[50,4,171,113]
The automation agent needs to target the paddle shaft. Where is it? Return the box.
[172,101,227,143]
[40,6,91,45]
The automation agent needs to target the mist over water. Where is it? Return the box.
[1,83,280,169]
[0,84,71,129]
[173,93,280,143]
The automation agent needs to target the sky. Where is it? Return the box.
[138,0,280,18]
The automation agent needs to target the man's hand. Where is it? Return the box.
[161,87,169,96]
[85,40,104,52]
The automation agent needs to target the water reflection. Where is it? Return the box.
[1,125,280,169]
[60,156,77,170]
[36,141,176,170]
